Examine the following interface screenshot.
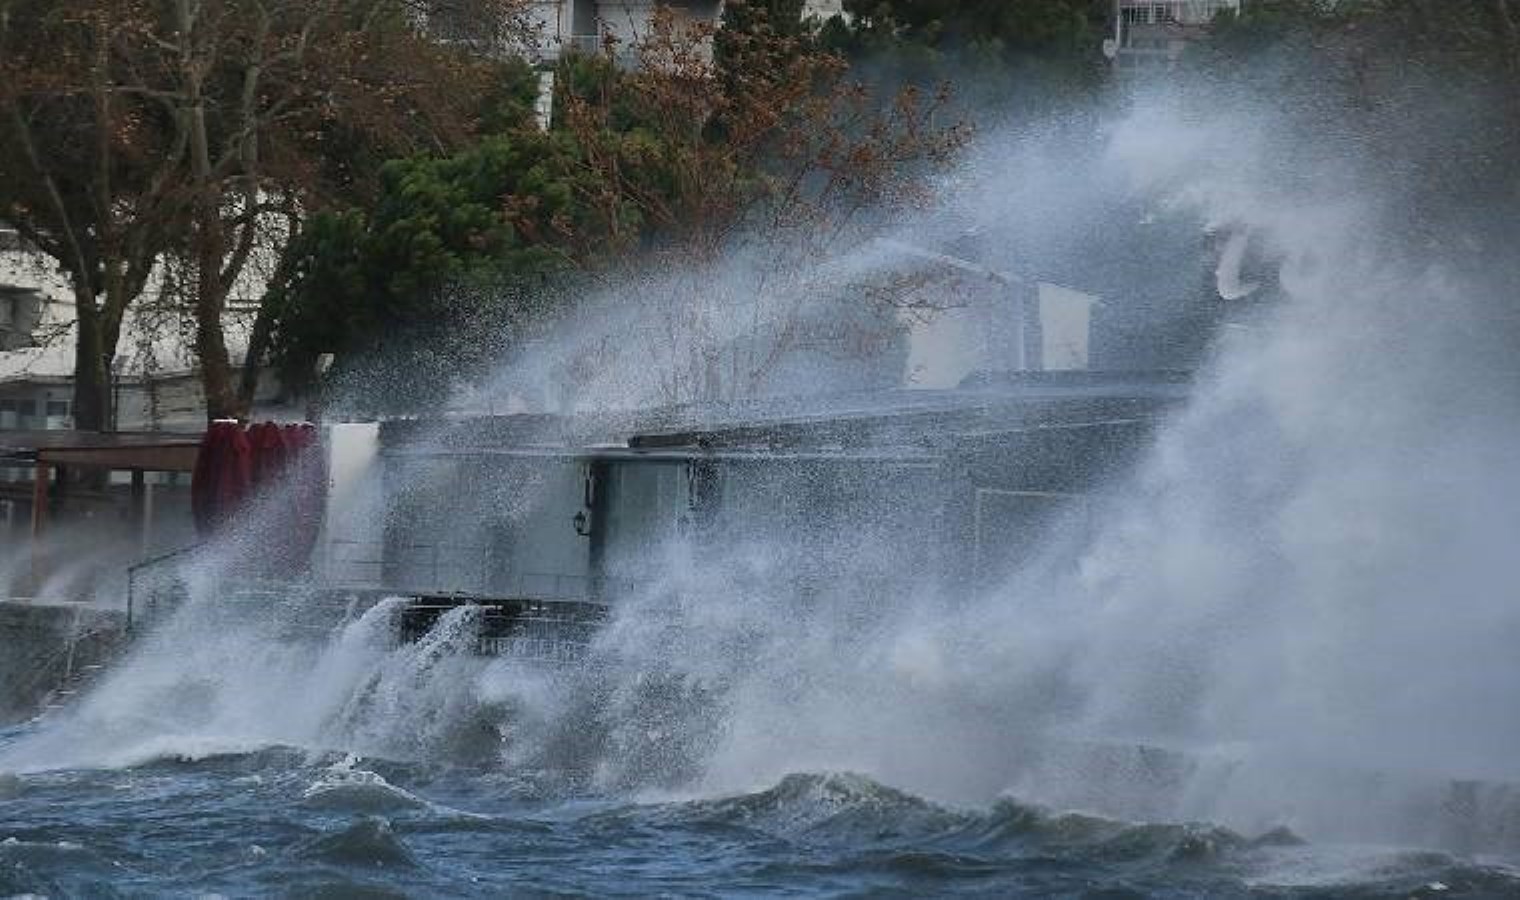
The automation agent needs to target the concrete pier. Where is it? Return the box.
[0,600,127,723]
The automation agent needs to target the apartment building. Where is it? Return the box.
[0,226,281,434]
[422,0,844,62]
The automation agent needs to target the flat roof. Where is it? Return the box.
[380,371,1190,456]
[0,429,203,471]
[384,445,944,466]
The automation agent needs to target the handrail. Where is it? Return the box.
[127,541,206,577]
[125,541,204,633]
[325,538,648,601]
[125,537,650,633]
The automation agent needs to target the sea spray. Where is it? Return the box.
[462,94,1520,848]
[667,101,1520,846]
[3,82,1518,860]
[0,596,450,771]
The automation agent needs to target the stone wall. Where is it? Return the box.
[0,601,127,723]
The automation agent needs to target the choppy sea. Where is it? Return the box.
[2,732,1518,898]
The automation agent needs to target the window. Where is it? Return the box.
[12,399,36,430]
[46,400,69,417]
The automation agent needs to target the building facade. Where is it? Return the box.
[421,1,844,63]
[0,226,285,435]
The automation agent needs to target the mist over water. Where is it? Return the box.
[6,77,1520,892]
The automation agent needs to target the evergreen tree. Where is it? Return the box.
[824,0,1111,110]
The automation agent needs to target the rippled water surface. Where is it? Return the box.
[1,731,1515,898]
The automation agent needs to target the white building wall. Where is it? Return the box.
[529,0,847,62]
[320,423,385,586]
[1037,283,1095,372]
[526,0,578,58]
[499,460,593,596]
[902,282,1097,389]
[804,0,844,18]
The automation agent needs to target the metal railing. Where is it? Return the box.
[324,539,490,590]
[323,539,643,602]
[125,542,204,633]
[397,594,610,663]
[120,538,647,662]
[564,33,604,55]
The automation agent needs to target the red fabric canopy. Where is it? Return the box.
[248,421,291,489]
[191,420,253,536]
[191,421,326,574]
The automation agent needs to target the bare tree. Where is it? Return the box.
[0,0,525,426]
[0,1,179,429]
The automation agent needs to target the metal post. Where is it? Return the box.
[29,462,47,533]
[143,478,155,557]
[131,470,148,558]
[29,462,48,588]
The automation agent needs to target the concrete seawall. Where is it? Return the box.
[0,601,127,723]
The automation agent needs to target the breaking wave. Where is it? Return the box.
[5,746,1518,896]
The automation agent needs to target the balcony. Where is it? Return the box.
[1119,0,1238,28]
[563,32,604,56]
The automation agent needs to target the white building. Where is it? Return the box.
[422,1,845,62]
[531,1,722,58]
[879,241,1099,391]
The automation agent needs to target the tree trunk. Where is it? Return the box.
[193,191,240,421]
[195,256,240,421]
[236,297,276,414]
[71,282,112,432]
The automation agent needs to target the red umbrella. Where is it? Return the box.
[190,425,221,534]
[248,421,291,490]
[191,420,253,537]
[193,420,325,569]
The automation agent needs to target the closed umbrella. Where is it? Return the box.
[191,419,253,537]
[190,424,222,534]
[248,421,291,489]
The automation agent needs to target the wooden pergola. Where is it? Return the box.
[0,430,203,578]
